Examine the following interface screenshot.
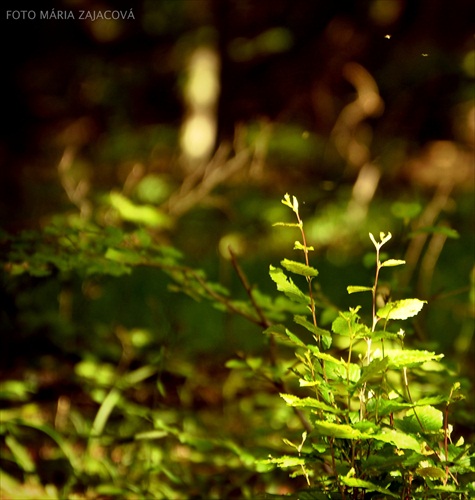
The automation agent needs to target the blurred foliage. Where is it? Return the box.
[1,0,474,497]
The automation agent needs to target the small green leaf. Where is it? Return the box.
[372,429,420,451]
[294,241,314,251]
[377,298,426,320]
[269,265,310,304]
[370,232,392,248]
[109,192,171,228]
[260,455,306,468]
[347,285,373,294]
[385,349,444,368]
[403,406,443,432]
[332,309,367,338]
[313,421,363,439]
[380,259,406,267]
[415,396,448,406]
[280,394,339,413]
[281,258,318,277]
[272,222,301,228]
[312,351,345,365]
[281,193,299,213]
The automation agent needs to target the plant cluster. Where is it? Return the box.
[0,194,473,499]
[253,194,474,498]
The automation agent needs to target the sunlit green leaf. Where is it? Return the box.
[312,351,345,365]
[260,455,307,468]
[347,285,373,294]
[280,394,340,413]
[269,265,310,304]
[372,429,420,451]
[293,240,314,251]
[402,406,443,433]
[272,222,301,228]
[380,259,406,267]
[109,191,171,228]
[332,309,367,338]
[281,258,318,277]
[313,421,363,439]
[377,299,426,320]
[385,349,443,368]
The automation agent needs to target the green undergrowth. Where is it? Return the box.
[0,194,474,499]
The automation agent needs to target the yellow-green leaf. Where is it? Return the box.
[281,258,318,277]
[380,259,406,267]
[377,298,426,320]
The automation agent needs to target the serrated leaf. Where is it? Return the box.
[415,396,448,406]
[370,330,400,341]
[281,258,318,277]
[403,406,443,432]
[347,285,373,294]
[377,298,426,320]
[312,351,345,365]
[280,394,339,413]
[269,265,310,304]
[380,259,406,267]
[294,241,314,251]
[313,421,363,439]
[372,429,420,451]
[385,349,443,368]
[260,455,306,468]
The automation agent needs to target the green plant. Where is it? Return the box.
[1,193,473,499]
[249,194,474,498]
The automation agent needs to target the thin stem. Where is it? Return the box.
[228,246,271,329]
[296,213,318,330]
[228,246,276,367]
